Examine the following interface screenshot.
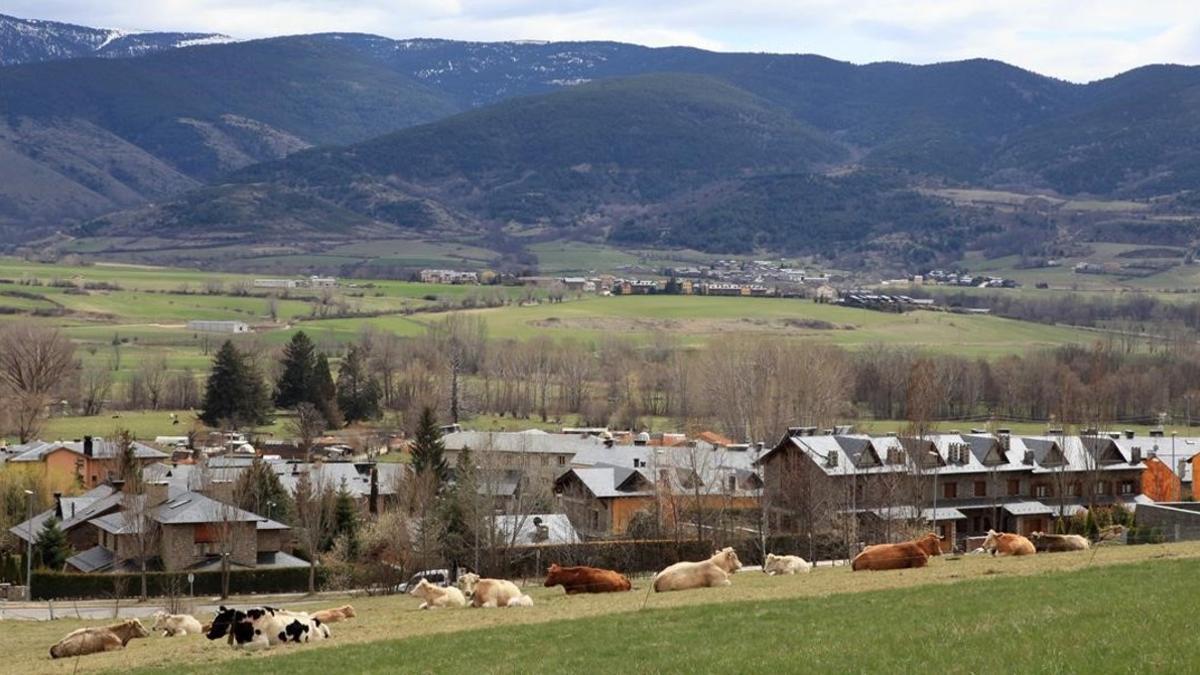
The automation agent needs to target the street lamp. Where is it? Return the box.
[24,489,34,598]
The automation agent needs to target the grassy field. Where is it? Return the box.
[6,541,1200,674]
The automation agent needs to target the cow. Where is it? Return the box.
[312,605,357,623]
[50,618,150,659]
[544,563,632,593]
[457,572,480,598]
[410,578,467,609]
[205,606,329,650]
[461,577,527,608]
[982,530,1036,556]
[653,547,742,592]
[763,554,812,576]
[851,533,943,572]
[1030,531,1090,552]
[150,611,204,637]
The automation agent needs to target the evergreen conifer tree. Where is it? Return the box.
[410,407,449,483]
[336,345,381,424]
[34,517,72,570]
[199,341,272,427]
[276,331,317,409]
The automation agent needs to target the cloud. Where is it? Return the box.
[6,0,1199,81]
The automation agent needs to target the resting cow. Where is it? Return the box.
[982,530,1036,556]
[151,611,203,637]
[312,605,356,623]
[460,576,530,608]
[544,563,632,593]
[851,533,943,572]
[410,578,467,609]
[763,553,812,575]
[1030,531,1090,552]
[653,547,742,592]
[50,618,150,659]
[206,606,329,650]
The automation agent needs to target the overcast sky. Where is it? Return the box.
[10,1,1200,82]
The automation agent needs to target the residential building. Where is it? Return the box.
[5,436,168,488]
[420,269,479,285]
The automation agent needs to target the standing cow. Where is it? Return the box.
[851,533,943,571]
[982,530,1036,556]
[544,564,632,593]
[1029,531,1090,552]
[653,547,742,592]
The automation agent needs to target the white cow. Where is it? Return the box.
[763,553,812,575]
[151,611,204,636]
[410,578,467,609]
[653,547,742,592]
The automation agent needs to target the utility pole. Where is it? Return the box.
[24,489,34,600]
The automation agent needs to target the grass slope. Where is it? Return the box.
[129,551,1200,675]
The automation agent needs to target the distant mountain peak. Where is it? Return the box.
[0,12,232,66]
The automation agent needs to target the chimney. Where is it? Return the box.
[368,467,379,516]
[145,481,169,507]
[53,492,63,519]
[83,435,94,457]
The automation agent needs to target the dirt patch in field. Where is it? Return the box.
[531,317,855,334]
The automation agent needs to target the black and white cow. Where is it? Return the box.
[206,606,330,650]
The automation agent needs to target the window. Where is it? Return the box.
[1094,481,1109,496]
[1120,481,1134,495]
[1069,482,1081,497]
[1034,484,1049,498]
[1007,479,1020,496]
[591,510,600,530]
[943,482,957,499]
[974,481,987,497]
[557,456,566,466]
[728,475,737,492]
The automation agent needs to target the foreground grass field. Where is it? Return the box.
[8,541,1200,674]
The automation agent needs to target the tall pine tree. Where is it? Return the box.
[199,340,272,427]
[34,518,72,570]
[337,345,381,424]
[276,331,317,409]
[314,353,343,427]
[410,406,449,483]
[332,479,359,559]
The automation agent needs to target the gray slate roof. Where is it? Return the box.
[66,545,115,573]
[493,513,580,546]
[6,439,167,462]
[443,429,607,455]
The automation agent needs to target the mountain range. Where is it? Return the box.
[2,14,1199,268]
[0,13,230,65]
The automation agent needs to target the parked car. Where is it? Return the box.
[395,567,471,593]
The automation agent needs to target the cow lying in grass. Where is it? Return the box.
[653,547,742,592]
[50,618,150,659]
[151,611,204,637]
[982,530,1036,556]
[1030,532,1090,552]
[410,578,467,609]
[458,574,533,608]
[312,605,356,623]
[544,563,632,593]
[851,533,942,571]
[206,606,330,650]
[763,553,812,575]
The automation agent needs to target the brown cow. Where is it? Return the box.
[544,564,632,593]
[50,618,150,659]
[312,605,356,623]
[851,533,943,572]
[982,529,1036,556]
[1029,532,1089,552]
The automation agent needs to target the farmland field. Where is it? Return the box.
[5,541,1200,674]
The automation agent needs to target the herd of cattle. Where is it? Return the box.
[45,528,1102,659]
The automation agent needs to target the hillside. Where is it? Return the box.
[0,12,230,65]
[90,74,846,243]
[0,37,458,234]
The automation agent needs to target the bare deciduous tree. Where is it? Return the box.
[0,325,76,442]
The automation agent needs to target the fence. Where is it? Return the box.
[30,566,330,601]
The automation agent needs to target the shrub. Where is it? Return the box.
[31,566,331,600]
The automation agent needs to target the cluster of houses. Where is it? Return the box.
[252,276,337,290]
[917,269,1018,288]
[4,424,1197,577]
[419,269,480,285]
[664,259,831,287]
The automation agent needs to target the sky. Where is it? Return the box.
[8,0,1200,82]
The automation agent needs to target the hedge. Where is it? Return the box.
[31,566,331,600]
